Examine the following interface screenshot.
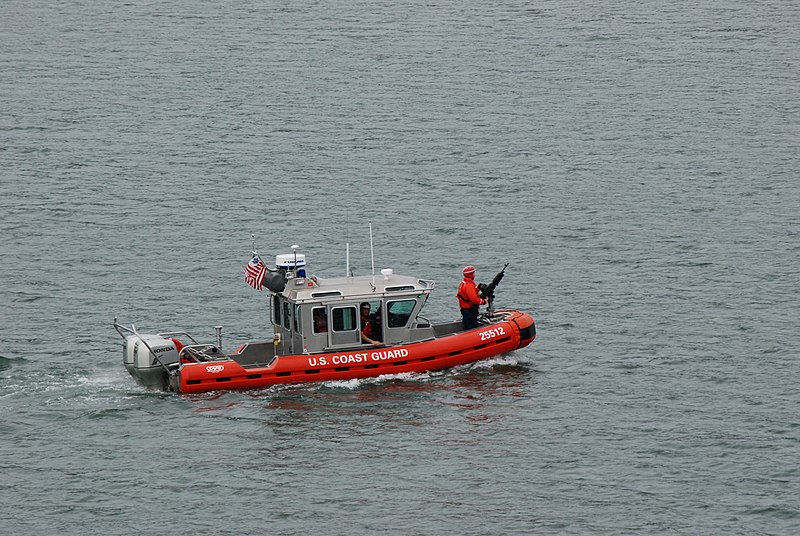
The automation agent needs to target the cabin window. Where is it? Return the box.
[294,304,302,334]
[283,301,291,329]
[311,291,343,298]
[387,299,417,328]
[273,295,281,325]
[331,306,357,332]
[312,307,328,334]
[386,285,415,292]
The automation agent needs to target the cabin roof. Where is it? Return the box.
[280,273,434,303]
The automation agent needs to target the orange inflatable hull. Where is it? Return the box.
[175,311,535,394]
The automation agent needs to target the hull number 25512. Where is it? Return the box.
[479,326,506,341]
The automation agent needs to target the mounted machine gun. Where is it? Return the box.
[478,262,509,316]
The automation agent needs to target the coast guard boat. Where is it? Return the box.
[114,248,535,394]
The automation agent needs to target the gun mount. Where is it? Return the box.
[479,262,509,316]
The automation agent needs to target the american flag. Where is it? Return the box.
[244,255,267,291]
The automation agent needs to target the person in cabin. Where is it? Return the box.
[457,265,486,330]
[360,302,380,345]
[313,308,328,333]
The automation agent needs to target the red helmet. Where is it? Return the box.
[463,265,476,278]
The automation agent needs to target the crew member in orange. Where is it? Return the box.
[457,265,486,330]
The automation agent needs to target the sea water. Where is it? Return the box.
[1,1,798,534]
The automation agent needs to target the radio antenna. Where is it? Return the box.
[369,222,375,276]
[291,244,299,276]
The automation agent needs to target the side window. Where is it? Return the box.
[312,307,328,334]
[360,301,383,342]
[273,295,281,325]
[283,301,291,329]
[332,306,357,332]
[387,299,416,328]
[294,304,302,334]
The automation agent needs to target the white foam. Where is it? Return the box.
[321,371,434,390]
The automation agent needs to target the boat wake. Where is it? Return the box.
[469,351,533,369]
[320,371,437,390]
[317,350,532,391]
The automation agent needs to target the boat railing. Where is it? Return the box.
[415,314,431,327]
[157,331,200,345]
[112,318,136,339]
[480,310,513,322]
[112,318,174,375]
[112,318,201,346]
[179,344,227,363]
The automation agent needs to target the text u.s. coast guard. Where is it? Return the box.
[308,348,409,367]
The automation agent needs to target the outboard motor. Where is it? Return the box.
[122,334,180,389]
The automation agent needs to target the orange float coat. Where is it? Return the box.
[457,278,485,309]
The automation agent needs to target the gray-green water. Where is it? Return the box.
[1,1,798,534]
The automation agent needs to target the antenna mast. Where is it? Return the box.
[369,221,375,276]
